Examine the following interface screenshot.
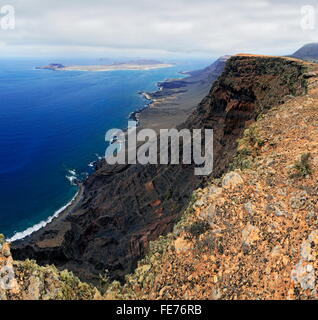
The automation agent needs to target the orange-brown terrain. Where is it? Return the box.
[1,55,318,300]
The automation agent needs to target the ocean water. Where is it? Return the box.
[0,57,211,240]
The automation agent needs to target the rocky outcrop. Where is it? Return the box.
[0,236,99,300]
[12,55,309,286]
[36,63,65,70]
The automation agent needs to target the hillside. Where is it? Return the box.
[291,43,318,61]
[4,54,318,300]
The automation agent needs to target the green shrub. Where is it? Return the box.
[185,221,210,240]
[230,150,252,170]
[291,153,312,178]
[0,234,5,246]
[195,235,215,253]
[241,126,265,147]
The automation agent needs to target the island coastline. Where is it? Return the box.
[36,62,174,72]
[9,58,228,244]
[8,183,84,243]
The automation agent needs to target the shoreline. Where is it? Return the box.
[10,57,229,282]
[128,91,155,126]
[129,73,189,128]
[9,59,223,244]
[8,183,84,242]
[8,78,168,243]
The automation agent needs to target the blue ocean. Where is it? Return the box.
[0,57,210,240]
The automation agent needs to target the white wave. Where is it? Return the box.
[68,169,76,176]
[88,161,95,168]
[66,169,78,186]
[7,190,79,243]
[66,175,77,185]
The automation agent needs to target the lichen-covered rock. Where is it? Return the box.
[241,224,260,245]
[0,238,100,300]
[222,171,244,189]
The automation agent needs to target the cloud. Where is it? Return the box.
[0,0,316,58]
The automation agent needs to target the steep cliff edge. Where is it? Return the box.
[11,55,310,288]
[104,58,318,300]
[183,54,308,178]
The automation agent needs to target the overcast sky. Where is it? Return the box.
[0,0,317,59]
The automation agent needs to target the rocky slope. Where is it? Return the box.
[0,235,100,300]
[11,54,311,293]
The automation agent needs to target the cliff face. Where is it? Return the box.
[184,54,308,177]
[11,55,308,286]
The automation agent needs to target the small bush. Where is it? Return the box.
[230,149,252,170]
[99,269,110,294]
[59,269,96,300]
[195,235,215,253]
[185,221,210,240]
[240,126,266,148]
[291,153,312,178]
[0,234,5,246]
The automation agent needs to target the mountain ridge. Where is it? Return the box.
[291,43,318,61]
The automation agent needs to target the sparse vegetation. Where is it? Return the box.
[58,269,96,300]
[185,220,210,240]
[99,269,111,294]
[230,125,267,170]
[240,126,266,148]
[14,258,97,300]
[0,234,5,246]
[230,148,252,170]
[290,153,312,178]
[195,235,215,253]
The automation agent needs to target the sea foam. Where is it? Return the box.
[7,190,79,243]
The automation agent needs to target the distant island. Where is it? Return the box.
[36,59,174,71]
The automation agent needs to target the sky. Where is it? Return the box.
[0,0,317,59]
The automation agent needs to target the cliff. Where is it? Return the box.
[11,55,312,296]
[104,57,318,300]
